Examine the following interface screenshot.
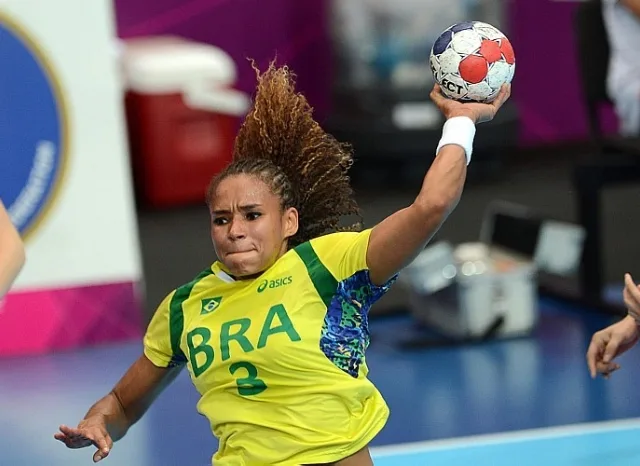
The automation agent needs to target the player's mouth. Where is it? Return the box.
[226,250,255,256]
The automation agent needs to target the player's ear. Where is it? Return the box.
[282,207,299,239]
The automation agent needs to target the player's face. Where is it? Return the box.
[209,174,298,277]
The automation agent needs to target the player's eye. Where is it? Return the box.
[246,212,261,221]
[212,217,228,226]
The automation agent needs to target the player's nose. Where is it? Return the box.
[227,218,247,240]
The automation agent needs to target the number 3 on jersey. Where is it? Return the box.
[229,361,267,396]
[185,304,300,396]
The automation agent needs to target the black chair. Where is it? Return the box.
[573,0,640,308]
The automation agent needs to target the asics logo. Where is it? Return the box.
[257,276,293,293]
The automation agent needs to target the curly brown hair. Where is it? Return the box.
[206,62,362,248]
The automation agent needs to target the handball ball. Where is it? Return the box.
[430,21,515,103]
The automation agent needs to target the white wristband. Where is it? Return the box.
[436,116,476,165]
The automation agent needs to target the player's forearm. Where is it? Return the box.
[84,355,182,442]
[367,144,467,284]
[414,144,467,218]
[83,392,132,442]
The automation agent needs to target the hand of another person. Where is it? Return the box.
[586,274,640,379]
[623,273,640,321]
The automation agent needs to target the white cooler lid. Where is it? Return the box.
[121,36,238,93]
[454,242,489,263]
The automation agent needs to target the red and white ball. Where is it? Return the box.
[430,21,515,103]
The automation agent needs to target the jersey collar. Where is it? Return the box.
[212,262,235,283]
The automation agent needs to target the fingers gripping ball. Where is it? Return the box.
[430,21,516,102]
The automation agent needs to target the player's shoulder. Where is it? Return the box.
[177,266,218,294]
[294,229,372,279]
[307,229,370,253]
[161,265,220,309]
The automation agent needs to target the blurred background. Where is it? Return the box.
[2,0,640,464]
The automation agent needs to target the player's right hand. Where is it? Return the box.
[429,82,511,124]
[54,417,113,462]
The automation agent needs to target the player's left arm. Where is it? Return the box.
[366,84,511,285]
[0,200,25,298]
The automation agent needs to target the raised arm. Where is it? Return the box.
[55,355,182,462]
[0,200,25,298]
[367,84,511,285]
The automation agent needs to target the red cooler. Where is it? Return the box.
[121,37,249,208]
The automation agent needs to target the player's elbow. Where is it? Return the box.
[413,191,461,221]
[415,163,466,220]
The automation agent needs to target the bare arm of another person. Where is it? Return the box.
[587,273,640,378]
[621,0,640,18]
[366,84,511,285]
[55,355,182,462]
[0,200,25,298]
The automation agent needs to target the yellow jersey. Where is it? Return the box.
[143,229,396,465]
